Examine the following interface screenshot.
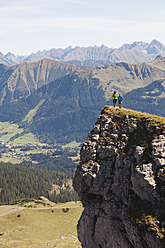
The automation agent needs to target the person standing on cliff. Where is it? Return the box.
[112,90,118,107]
[118,93,124,108]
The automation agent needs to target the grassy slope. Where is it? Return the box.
[0,122,24,141]
[12,133,41,146]
[23,99,45,122]
[0,202,83,248]
[0,206,14,214]
[0,121,42,146]
[62,141,82,149]
[92,61,165,100]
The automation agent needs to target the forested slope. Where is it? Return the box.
[0,74,106,143]
[124,79,165,117]
[0,162,78,205]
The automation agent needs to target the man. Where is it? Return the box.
[118,93,124,108]
[112,90,118,107]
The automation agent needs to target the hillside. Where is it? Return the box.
[0,59,92,105]
[0,56,165,144]
[74,107,165,248]
[0,162,78,205]
[124,79,165,117]
[0,201,83,247]
[0,74,106,143]
[0,56,165,105]
[91,55,165,99]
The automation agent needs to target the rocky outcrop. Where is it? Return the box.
[73,107,165,248]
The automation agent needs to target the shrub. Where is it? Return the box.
[62,208,69,213]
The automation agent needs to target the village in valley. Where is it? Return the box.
[0,121,80,166]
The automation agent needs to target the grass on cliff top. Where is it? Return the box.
[102,106,165,127]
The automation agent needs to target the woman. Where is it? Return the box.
[112,90,118,107]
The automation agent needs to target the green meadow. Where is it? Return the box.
[0,122,24,142]
[0,121,48,163]
[0,121,42,146]
[0,201,83,248]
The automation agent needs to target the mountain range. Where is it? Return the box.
[0,55,165,144]
[1,39,165,67]
[0,55,165,106]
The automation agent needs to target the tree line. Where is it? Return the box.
[0,162,78,205]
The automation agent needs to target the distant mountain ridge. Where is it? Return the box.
[0,59,92,105]
[1,39,165,66]
[0,56,165,106]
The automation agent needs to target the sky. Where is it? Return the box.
[0,0,165,55]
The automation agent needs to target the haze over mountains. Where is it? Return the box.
[1,39,165,67]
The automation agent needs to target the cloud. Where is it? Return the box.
[0,0,86,18]
[60,0,85,3]
[0,17,165,35]
[2,0,85,5]
[0,5,37,15]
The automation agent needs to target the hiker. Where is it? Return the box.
[118,93,124,108]
[112,90,118,107]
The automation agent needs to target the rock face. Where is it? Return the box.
[73,107,165,248]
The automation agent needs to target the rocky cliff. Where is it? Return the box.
[73,107,165,248]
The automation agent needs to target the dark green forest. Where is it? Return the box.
[123,79,165,117]
[0,74,107,144]
[0,75,164,146]
[29,153,78,172]
[0,162,78,205]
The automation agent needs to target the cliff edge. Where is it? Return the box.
[73,107,165,248]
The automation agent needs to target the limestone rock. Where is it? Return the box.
[73,107,165,248]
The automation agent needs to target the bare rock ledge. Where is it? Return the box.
[73,106,165,248]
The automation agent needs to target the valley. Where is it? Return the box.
[2,0,165,244]
[0,56,165,145]
[0,46,165,248]
[0,122,80,206]
[0,121,80,166]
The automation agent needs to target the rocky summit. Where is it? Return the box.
[73,107,165,248]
